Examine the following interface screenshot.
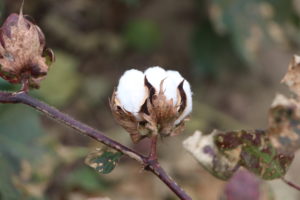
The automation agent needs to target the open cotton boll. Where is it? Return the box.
[175,80,193,125]
[116,69,146,117]
[144,66,167,92]
[111,66,193,142]
[144,67,192,124]
[163,70,185,105]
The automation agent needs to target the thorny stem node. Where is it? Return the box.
[0,91,192,200]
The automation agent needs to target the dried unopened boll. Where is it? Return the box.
[0,10,54,88]
[110,66,192,143]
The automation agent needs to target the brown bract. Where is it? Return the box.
[110,91,145,143]
[275,55,300,153]
[110,77,188,143]
[281,55,300,97]
[0,12,54,88]
[268,94,300,153]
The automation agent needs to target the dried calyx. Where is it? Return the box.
[0,9,54,89]
[110,66,192,143]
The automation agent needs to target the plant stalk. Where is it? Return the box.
[0,91,192,200]
[149,134,158,161]
[281,177,300,191]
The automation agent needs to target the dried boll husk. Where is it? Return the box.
[0,10,54,88]
[110,91,147,143]
[141,78,186,137]
[110,67,192,143]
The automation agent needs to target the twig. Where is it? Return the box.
[281,177,300,191]
[148,134,158,161]
[0,91,144,163]
[145,159,192,200]
[0,91,192,200]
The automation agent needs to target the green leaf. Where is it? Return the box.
[119,0,140,7]
[208,0,300,66]
[191,20,245,80]
[0,105,49,199]
[0,158,21,200]
[0,105,46,162]
[66,166,109,192]
[85,149,123,174]
[124,19,161,52]
[0,78,10,90]
[37,51,81,107]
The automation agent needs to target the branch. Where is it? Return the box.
[148,134,158,161]
[0,91,192,200]
[0,91,144,163]
[281,177,300,191]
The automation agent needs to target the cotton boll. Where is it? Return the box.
[144,67,192,124]
[111,66,193,142]
[164,70,184,105]
[116,69,146,116]
[175,80,193,125]
[144,66,167,92]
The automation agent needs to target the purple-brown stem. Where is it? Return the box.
[0,91,192,200]
[145,159,192,200]
[148,134,158,161]
[281,177,300,191]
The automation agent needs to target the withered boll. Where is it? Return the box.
[0,11,54,88]
[110,67,192,143]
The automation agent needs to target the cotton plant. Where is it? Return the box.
[0,6,195,196]
[110,66,192,143]
[2,3,300,200]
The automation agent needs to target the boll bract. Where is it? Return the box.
[110,66,192,143]
[0,10,54,89]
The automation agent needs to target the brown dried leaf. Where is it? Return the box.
[268,94,300,153]
[282,55,300,97]
[152,81,180,136]
[170,121,186,136]
[139,79,186,137]
[109,91,146,143]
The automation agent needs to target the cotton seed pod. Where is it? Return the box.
[0,11,54,88]
[110,66,192,143]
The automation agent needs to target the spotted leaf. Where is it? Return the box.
[85,149,123,174]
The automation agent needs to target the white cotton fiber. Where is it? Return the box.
[163,70,184,105]
[144,66,167,92]
[116,69,146,116]
[175,79,192,125]
[116,67,192,124]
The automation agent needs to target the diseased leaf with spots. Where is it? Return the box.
[85,149,123,174]
[268,94,300,153]
[184,56,300,181]
[184,129,294,180]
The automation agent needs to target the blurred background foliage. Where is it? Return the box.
[2,0,300,199]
